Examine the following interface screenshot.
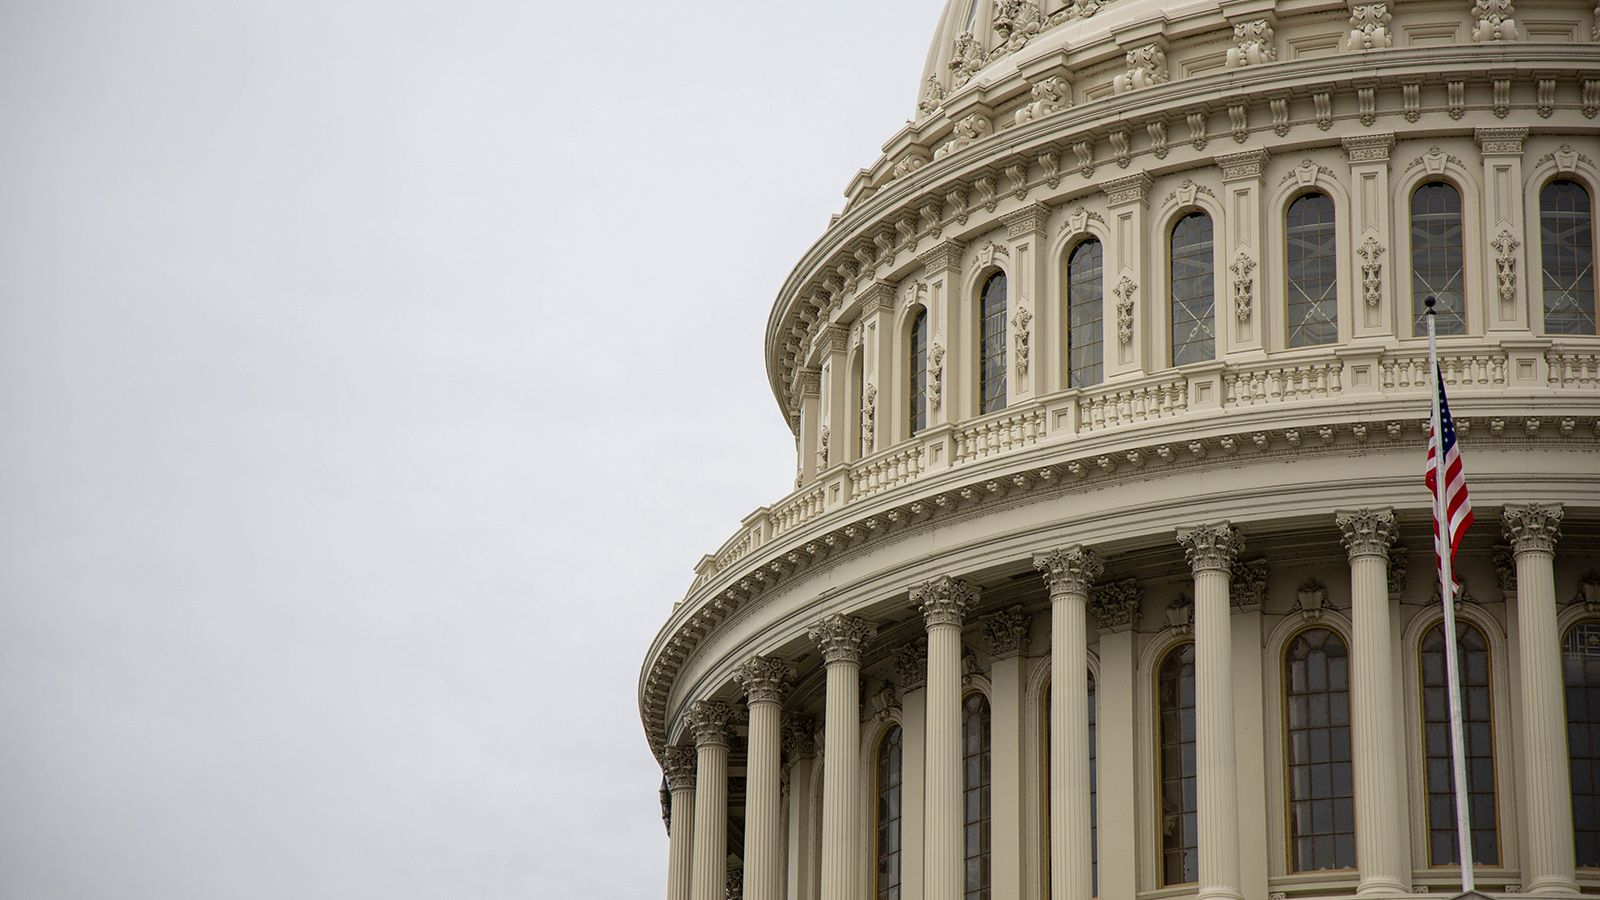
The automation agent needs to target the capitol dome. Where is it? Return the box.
[644,1,1600,899]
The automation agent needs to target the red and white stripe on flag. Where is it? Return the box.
[1425,368,1473,589]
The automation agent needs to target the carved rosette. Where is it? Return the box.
[1231,558,1269,611]
[733,655,794,706]
[1033,545,1104,597]
[1090,578,1144,633]
[685,699,736,748]
[1177,523,1244,574]
[781,714,817,762]
[663,745,697,791]
[807,613,878,666]
[912,575,980,629]
[1337,508,1398,559]
[1502,503,1563,555]
[893,639,929,689]
[981,605,1032,658]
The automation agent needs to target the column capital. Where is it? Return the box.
[1177,522,1243,573]
[1034,545,1104,597]
[1503,503,1563,554]
[734,655,795,706]
[893,638,929,689]
[807,613,878,665]
[1336,508,1398,559]
[1090,578,1145,633]
[980,605,1032,658]
[782,714,817,762]
[686,699,736,749]
[664,745,698,791]
[912,575,980,629]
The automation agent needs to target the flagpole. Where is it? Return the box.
[1425,295,1476,892]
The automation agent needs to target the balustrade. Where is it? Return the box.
[850,443,927,499]
[953,407,1046,465]
[1223,359,1343,407]
[1079,376,1189,432]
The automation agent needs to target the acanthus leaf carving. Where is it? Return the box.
[1089,578,1144,633]
[1226,19,1276,67]
[935,113,993,160]
[949,32,986,89]
[980,605,1032,658]
[1491,229,1521,302]
[1114,43,1167,94]
[1114,274,1137,344]
[1231,251,1256,322]
[918,74,947,117]
[928,342,946,410]
[1011,306,1033,376]
[1357,235,1385,307]
[1015,74,1072,125]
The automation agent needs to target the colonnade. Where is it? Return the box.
[659,504,1581,899]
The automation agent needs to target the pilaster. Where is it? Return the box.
[1002,202,1053,401]
[1101,174,1153,377]
[986,609,1031,900]
[1215,149,1268,356]
[793,367,823,485]
[782,716,818,900]
[895,640,929,900]
[859,280,897,459]
[1476,127,1531,333]
[919,240,966,426]
[1340,133,1396,339]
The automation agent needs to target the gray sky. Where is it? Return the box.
[0,2,929,896]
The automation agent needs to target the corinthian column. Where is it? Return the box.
[1336,509,1408,895]
[664,747,698,900]
[1503,504,1578,896]
[1034,546,1103,900]
[734,656,794,900]
[807,613,877,900]
[1177,523,1243,900]
[912,575,979,900]
[686,700,735,900]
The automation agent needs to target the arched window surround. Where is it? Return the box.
[1524,168,1600,337]
[1143,635,1201,887]
[968,266,1011,418]
[897,301,931,446]
[1049,221,1113,395]
[1262,609,1360,883]
[962,687,994,900]
[847,345,868,463]
[858,709,907,896]
[1152,193,1227,370]
[1393,164,1484,341]
[1266,171,1353,352]
[1398,604,1515,876]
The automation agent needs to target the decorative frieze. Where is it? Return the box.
[918,239,966,276]
[1227,19,1276,67]
[1216,148,1268,181]
[1502,503,1563,554]
[1002,201,1051,238]
[807,613,878,665]
[1231,558,1269,611]
[1034,545,1105,596]
[1178,522,1244,573]
[1114,44,1168,94]
[1103,172,1153,207]
[1090,578,1144,632]
[1337,508,1398,558]
[1475,125,1528,155]
[981,605,1033,658]
[1346,3,1392,50]
[734,655,795,705]
[913,575,980,628]
[685,699,736,748]
[663,745,697,791]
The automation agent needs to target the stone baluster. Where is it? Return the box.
[734,656,794,900]
[912,576,979,900]
[1034,546,1103,900]
[1177,523,1244,900]
[1336,509,1409,895]
[686,700,735,900]
[807,614,878,900]
[663,746,698,900]
[1503,504,1578,896]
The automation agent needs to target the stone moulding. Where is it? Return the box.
[763,48,1600,428]
[639,406,1600,756]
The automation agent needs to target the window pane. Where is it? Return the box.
[1564,620,1600,866]
[1286,193,1338,347]
[1540,180,1598,335]
[1284,628,1355,871]
[963,694,992,900]
[1067,240,1104,388]
[1170,213,1215,365]
[909,310,928,435]
[1420,621,1498,865]
[979,274,1007,414]
[1159,643,1199,885]
[877,726,903,899]
[1411,183,1466,335]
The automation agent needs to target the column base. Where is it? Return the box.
[1197,886,1244,900]
[1523,876,1582,898]
[1354,876,1409,896]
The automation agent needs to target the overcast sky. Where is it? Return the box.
[0,2,930,896]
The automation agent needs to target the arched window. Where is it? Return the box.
[1420,620,1497,865]
[1540,179,1598,335]
[1067,239,1104,388]
[909,309,929,435]
[1284,627,1355,871]
[1411,182,1466,336]
[1170,213,1215,366]
[1286,193,1338,347]
[979,273,1008,414]
[963,692,992,900]
[876,725,903,899]
[1158,642,1199,885]
[1564,620,1600,867]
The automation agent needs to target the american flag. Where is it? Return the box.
[1425,365,1473,587]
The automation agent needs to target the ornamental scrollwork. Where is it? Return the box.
[781,714,817,762]
[816,426,830,471]
[1357,236,1385,307]
[1471,0,1519,42]
[918,74,946,117]
[893,639,929,689]
[1226,19,1276,67]
[1491,229,1520,302]
[912,575,980,628]
[1114,274,1137,344]
[1296,578,1329,620]
[928,343,946,409]
[1113,43,1166,94]
[1231,558,1269,611]
[949,31,986,89]
[1346,3,1392,50]
[1231,251,1256,322]
[1015,74,1072,125]
[935,113,993,160]
[1012,307,1033,376]
[992,0,1044,54]
[1387,546,1409,597]
[860,383,877,455]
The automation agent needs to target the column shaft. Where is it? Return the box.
[745,700,782,900]
[1052,588,1092,900]
[690,741,729,900]
[1352,552,1407,892]
[925,620,963,900]
[666,784,696,900]
[820,658,859,900]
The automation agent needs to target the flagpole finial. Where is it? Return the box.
[1425,295,1437,314]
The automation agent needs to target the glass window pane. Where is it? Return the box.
[1159,643,1199,884]
[1564,620,1600,866]
[909,310,928,435]
[1286,193,1338,347]
[1170,213,1215,365]
[1540,180,1598,335]
[1411,183,1466,336]
[876,726,903,898]
[979,274,1007,414]
[1284,628,1355,871]
[1067,240,1104,388]
[962,693,992,900]
[1420,621,1498,865]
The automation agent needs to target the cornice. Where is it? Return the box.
[763,45,1600,430]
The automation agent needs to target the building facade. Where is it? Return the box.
[639,1,1600,898]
